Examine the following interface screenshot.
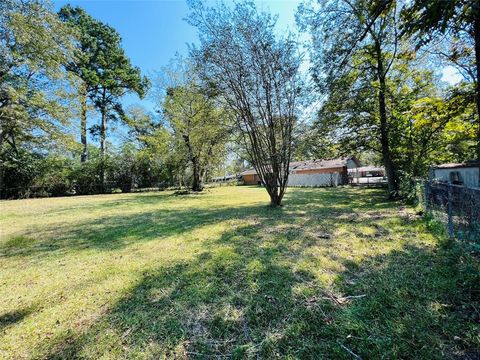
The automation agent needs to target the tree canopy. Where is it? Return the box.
[59,5,150,160]
[0,0,478,202]
[188,0,302,206]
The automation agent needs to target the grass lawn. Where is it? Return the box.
[0,186,478,359]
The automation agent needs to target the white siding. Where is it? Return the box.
[288,172,341,187]
[433,167,480,189]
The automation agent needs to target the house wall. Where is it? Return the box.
[242,166,351,187]
[433,167,480,188]
[294,166,345,175]
[288,172,342,187]
[242,174,261,185]
[290,166,348,186]
[346,159,358,169]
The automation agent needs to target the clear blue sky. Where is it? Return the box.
[52,0,303,146]
[53,0,302,112]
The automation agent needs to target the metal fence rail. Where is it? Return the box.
[421,180,480,241]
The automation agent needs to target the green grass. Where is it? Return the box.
[0,186,478,359]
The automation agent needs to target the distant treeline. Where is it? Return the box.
[1,0,479,202]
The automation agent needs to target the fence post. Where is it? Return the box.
[447,184,454,238]
[424,180,429,213]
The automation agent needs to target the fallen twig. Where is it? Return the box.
[338,342,363,360]
[342,294,367,300]
[321,293,367,305]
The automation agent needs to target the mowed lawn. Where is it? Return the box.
[0,187,478,359]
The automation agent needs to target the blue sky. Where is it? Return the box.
[53,0,302,113]
[52,0,461,147]
[52,0,462,108]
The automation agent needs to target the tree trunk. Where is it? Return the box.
[378,80,398,198]
[80,84,88,163]
[100,105,107,191]
[265,172,283,207]
[182,133,203,192]
[255,161,287,207]
[191,162,202,192]
[269,191,282,207]
[474,8,480,160]
[100,107,107,158]
[376,45,398,198]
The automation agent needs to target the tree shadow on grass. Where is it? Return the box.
[329,242,480,359]
[0,187,391,258]
[42,232,480,359]
[0,308,33,333]
[11,187,468,358]
[42,221,323,359]
[0,205,267,257]
[284,187,393,213]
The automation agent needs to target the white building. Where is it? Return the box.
[431,162,480,189]
[240,157,360,187]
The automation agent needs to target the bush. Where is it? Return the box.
[1,144,176,199]
[398,171,420,205]
[69,156,117,195]
[34,156,76,197]
[0,147,42,199]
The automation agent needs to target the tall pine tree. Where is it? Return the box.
[59,5,149,164]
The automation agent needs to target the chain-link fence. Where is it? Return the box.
[418,180,480,242]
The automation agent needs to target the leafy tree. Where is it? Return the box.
[298,0,404,197]
[58,5,150,164]
[402,0,480,158]
[122,105,158,147]
[120,105,175,189]
[163,83,231,191]
[0,0,76,153]
[387,68,472,177]
[0,147,42,198]
[33,154,76,197]
[188,0,302,206]
[113,142,138,193]
[0,0,78,198]
[397,93,476,176]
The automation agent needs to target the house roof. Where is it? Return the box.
[432,161,480,169]
[348,166,385,173]
[240,157,358,176]
[291,158,354,171]
[239,169,258,176]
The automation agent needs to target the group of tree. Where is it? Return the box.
[297,0,479,198]
[1,0,479,206]
[0,0,152,197]
[0,0,232,199]
[0,0,304,205]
